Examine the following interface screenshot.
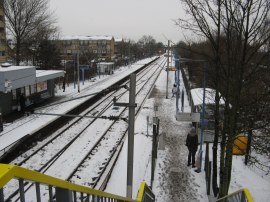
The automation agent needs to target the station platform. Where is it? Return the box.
[0,57,157,156]
[0,56,210,201]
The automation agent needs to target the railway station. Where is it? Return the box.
[0,56,260,202]
[0,64,65,115]
[0,0,268,200]
[97,62,115,75]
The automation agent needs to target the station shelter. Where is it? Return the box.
[190,88,225,142]
[0,64,65,115]
[97,62,114,75]
[190,88,225,127]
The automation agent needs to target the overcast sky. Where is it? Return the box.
[49,0,185,44]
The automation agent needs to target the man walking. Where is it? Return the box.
[185,127,198,168]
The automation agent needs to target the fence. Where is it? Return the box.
[151,118,159,187]
[0,164,155,202]
[216,188,253,202]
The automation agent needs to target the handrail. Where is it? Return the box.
[137,182,147,201]
[0,164,137,201]
[0,164,156,202]
[137,182,155,201]
[216,188,253,202]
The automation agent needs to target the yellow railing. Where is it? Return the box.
[216,188,253,202]
[137,182,155,201]
[0,164,154,202]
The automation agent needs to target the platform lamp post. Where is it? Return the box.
[174,51,180,112]
[77,52,80,93]
[73,53,76,89]
[73,49,80,93]
[166,40,170,99]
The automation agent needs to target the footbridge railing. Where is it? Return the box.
[216,188,253,202]
[0,164,155,202]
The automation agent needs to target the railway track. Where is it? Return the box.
[3,57,166,201]
[0,58,159,162]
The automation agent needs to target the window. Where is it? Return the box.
[30,84,36,94]
[12,90,16,100]
[20,87,25,94]
[37,81,47,92]
[25,86,30,97]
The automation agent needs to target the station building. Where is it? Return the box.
[0,64,65,115]
[97,62,115,75]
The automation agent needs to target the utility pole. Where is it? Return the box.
[113,74,137,198]
[77,52,80,93]
[166,40,170,99]
[74,54,76,89]
[175,52,180,112]
[126,74,136,198]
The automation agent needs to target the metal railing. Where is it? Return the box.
[0,164,155,202]
[216,188,254,202]
[137,182,155,202]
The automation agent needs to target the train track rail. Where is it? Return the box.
[0,58,159,162]
[3,57,166,201]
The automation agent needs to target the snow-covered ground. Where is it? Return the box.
[1,56,270,201]
[0,58,156,152]
[105,60,270,201]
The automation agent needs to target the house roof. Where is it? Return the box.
[36,70,65,82]
[0,66,65,92]
[60,35,114,41]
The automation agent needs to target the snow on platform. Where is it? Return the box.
[0,57,157,152]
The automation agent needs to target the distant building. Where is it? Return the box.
[114,38,124,58]
[0,3,7,63]
[0,64,65,115]
[55,35,115,61]
[97,62,114,75]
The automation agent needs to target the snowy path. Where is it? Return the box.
[150,70,208,202]
[105,62,208,201]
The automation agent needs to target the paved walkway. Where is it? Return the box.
[151,70,208,202]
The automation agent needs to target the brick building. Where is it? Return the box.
[56,36,115,61]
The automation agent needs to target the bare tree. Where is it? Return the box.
[138,35,157,57]
[1,0,57,65]
[177,0,270,198]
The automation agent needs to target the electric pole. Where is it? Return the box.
[77,52,80,93]
[166,40,170,99]
[126,74,136,198]
[113,74,137,198]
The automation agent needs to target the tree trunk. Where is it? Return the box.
[212,0,222,196]
[212,88,220,196]
[16,39,21,66]
[245,128,252,165]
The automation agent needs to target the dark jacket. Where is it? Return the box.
[186,130,198,152]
